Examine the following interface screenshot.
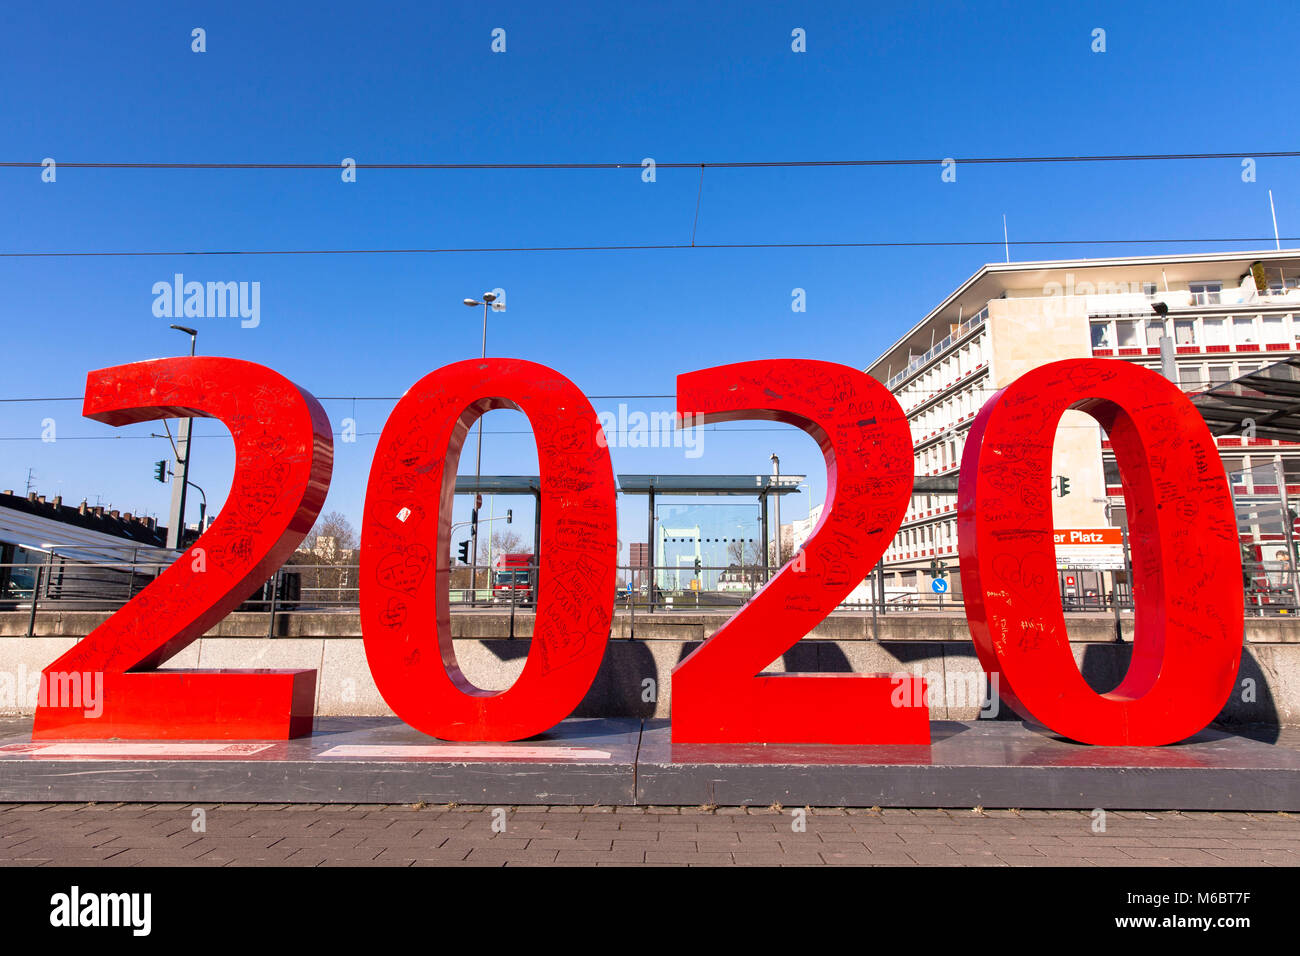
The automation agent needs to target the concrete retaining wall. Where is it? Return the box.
[1,611,1295,726]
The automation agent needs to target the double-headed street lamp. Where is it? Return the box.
[462,291,505,602]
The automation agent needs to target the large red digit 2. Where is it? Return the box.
[33,358,333,739]
[671,360,927,744]
[959,359,1243,745]
[360,359,616,741]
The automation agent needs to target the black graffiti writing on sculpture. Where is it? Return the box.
[375,545,431,595]
[378,597,407,630]
[991,551,1055,613]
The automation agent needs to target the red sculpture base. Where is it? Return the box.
[31,670,317,740]
[671,673,931,745]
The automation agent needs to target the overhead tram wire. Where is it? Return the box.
[3,236,1298,258]
[0,384,1102,405]
[3,150,1300,171]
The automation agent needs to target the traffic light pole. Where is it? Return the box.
[452,514,512,603]
[928,558,948,611]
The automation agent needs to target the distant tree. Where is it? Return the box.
[766,528,795,569]
[289,511,359,606]
[484,529,525,564]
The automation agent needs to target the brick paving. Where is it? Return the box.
[0,803,1297,866]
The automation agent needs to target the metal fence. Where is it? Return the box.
[4,549,1298,640]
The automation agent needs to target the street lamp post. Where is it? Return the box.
[165,325,197,550]
[771,453,781,569]
[462,292,504,604]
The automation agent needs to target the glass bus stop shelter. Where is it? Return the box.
[1192,356,1300,611]
[617,474,805,611]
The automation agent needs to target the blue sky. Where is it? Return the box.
[2,0,1297,555]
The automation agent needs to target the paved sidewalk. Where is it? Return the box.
[1,804,1297,866]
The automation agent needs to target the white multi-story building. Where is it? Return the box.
[864,249,1300,599]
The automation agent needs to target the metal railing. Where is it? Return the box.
[1242,562,1300,616]
[4,554,1298,639]
[884,308,987,391]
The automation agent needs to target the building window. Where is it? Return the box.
[1263,315,1287,345]
[1284,459,1300,484]
[1203,317,1228,346]
[1103,459,1121,486]
[1178,365,1202,390]
[1144,320,1165,347]
[1116,320,1140,347]
[1208,365,1231,386]
[1142,282,1158,297]
[1110,504,1128,531]
[1233,316,1257,344]
[1189,281,1222,306]
[1091,322,1113,348]
[1174,319,1196,345]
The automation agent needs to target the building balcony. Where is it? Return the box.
[884,308,987,392]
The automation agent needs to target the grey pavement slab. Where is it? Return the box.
[636,719,1300,810]
[0,717,639,805]
[2,717,1299,811]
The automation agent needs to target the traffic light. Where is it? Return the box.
[693,557,702,576]
[929,559,947,579]
[1057,476,1071,497]
[153,460,168,483]
[506,509,512,524]
[457,540,470,564]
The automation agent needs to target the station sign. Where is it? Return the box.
[1054,528,1125,570]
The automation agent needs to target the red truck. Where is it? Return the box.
[492,553,535,605]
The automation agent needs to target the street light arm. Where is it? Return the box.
[154,424,182,460]
[450,515,513,534]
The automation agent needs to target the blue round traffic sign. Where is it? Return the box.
[931,578,948,594]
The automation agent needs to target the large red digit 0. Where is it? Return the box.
[360,359,616,741]
[959,359,1243,745]
[671,360,927,744]
[33,358,333,739]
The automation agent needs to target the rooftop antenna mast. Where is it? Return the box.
[1269,190,1280,250]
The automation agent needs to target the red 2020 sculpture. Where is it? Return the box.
[31,354,1247,747]
[32,358,333,739]
[958,359,1243,745]
[360,359,617,741]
